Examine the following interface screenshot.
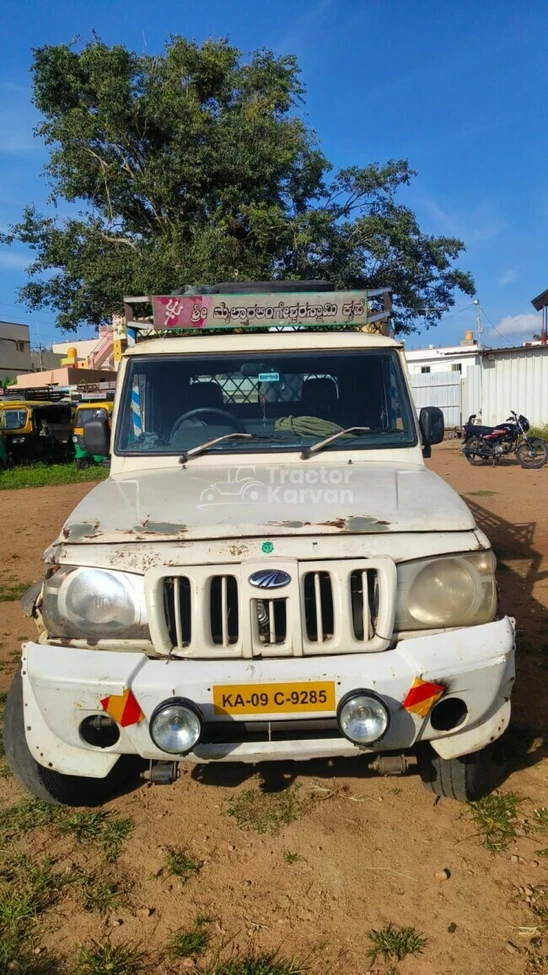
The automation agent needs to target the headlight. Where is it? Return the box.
[395,551,497,630]
[150,699,204,754]
[72,435,78,443]
[42,566,149,640]
[337,691,389,745]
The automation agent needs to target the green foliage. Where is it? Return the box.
[225,783,303,835]
[366,923,427,963]
[0,797,62,842]
[163,847,202,886]
[81,877,119,914]
[74,941,144,975]
[467,792,524,853]
[0,691,8,778]
[534,807,548,832]
[166,917,212,958]
[528,425,548,442]
[0,855,63,973]
[0,462,108,490]
[2,36,474,334]
[210,957,302,975]
[0,582,31,602]
[59,810,133,862]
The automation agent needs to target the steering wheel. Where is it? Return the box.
[170,408,246,441]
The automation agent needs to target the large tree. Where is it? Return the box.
[3,36,474,332]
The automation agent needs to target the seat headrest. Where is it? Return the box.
[301,377,338,408]
[186,381,224,409]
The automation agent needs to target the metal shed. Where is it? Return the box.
[480,344,548,427]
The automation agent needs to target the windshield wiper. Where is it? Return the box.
[300,426,372,460]
[179,433,252,463]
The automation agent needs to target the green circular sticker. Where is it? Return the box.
[261,541,274,554]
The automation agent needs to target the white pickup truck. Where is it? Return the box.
[5,281,515,805]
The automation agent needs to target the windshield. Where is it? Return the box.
[116,349,417,455]
[77,407,108,426]
[0,409,28,430]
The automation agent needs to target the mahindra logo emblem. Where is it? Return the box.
[248,569,292,589]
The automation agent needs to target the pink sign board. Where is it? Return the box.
[151,291,374,330]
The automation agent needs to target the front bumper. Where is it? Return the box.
[21,617,515,778]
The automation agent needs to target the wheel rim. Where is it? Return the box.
[464,438,488,465]
[517,440,548,468]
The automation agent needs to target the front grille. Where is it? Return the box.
[150,558,395,658]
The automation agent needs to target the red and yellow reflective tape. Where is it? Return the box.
[100,688,144,727]
[402,677,445,718]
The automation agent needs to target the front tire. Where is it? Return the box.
[4,670,142,806]
[75,457,89,470]
[416,742,492,801]
[516,438,548,469]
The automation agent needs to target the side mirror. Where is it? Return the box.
[419,407,444,458]
[83,417,111,458]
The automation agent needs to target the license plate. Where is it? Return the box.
[213,681,336,716]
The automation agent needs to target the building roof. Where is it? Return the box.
[404,344,479,359]
[531,289,548,312]
[480,342,548,356]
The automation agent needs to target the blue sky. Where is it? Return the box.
[0,0,546,350]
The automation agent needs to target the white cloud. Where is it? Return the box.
[0,82,31,94]
[489,313,539,341]
[0,109,42,153]
[0,251,30,270]
[420,196,504,244]
[275,0,338,54]
[497,268,519,287]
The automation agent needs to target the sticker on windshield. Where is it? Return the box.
[258,372,280,383]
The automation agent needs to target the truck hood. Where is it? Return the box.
[59,462,475,544]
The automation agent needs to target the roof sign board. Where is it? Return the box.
[144,290,390,333]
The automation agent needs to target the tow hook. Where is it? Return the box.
[142,760,180,785]
[371,754,409,776]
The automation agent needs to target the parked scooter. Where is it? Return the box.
[462,411,547,468]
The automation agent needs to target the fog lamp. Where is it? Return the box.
[150,698,204,754]
[337,690,389,745]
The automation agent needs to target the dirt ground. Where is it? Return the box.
[0,444,547,974]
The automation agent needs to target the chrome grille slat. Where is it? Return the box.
[221,575,228,647]
[314,572,324,642]
[173,576,184,649]
[210,575,239,646]
[361,570,371,642]
[268,598,276,644]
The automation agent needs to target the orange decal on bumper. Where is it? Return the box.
[101,688,144,727]
[403,678,445,718]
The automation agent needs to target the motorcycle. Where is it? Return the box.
[462,411,547,469]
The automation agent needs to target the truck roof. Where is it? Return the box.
[124,329,403,357]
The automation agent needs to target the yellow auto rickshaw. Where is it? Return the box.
[72,399,114,468]
[0,399,75,464]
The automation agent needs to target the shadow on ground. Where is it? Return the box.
[192,499,548,794]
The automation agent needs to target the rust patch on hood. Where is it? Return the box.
[322,517,346,529]
[64,521,103,541]
[131,521,188,536]
[320,516,390,532]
